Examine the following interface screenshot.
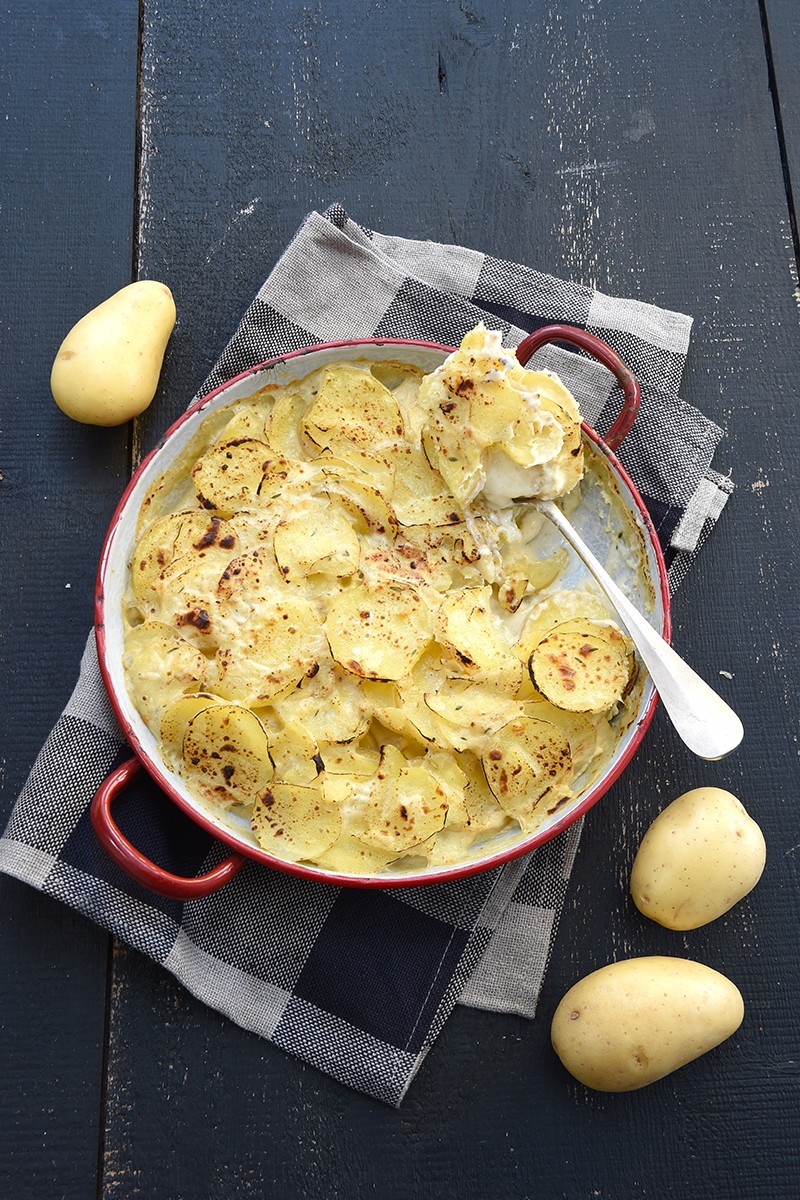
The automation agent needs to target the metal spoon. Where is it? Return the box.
[532,498,744,760]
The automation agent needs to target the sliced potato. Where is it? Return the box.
[272,659,373,744]
[529,618,634,713]
[314,830,397,874]
[268,721,321,786]
[302,367,404,460]
[265,388,311,458]
[325,581,433,680]
[320,474,398,537]
[355,745,449,854]
[318,741,382,777]
[192,440,293,517]
[182,703,272,808]
[435,585,520,685]
[514,589,614,666]
[273,504,360,580]
[252,781,342,861]
[130,510,238,601]
[159,692,221,756]
[122,621,207,724]
[481,716,573,829]
[214,592,326,704]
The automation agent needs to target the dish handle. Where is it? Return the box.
[91,758,246,899]
[514,324,641,450]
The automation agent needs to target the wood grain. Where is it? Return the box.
[3,0,800,1196]
[0,2,139,1197]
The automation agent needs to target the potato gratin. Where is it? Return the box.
[123,326,636,874]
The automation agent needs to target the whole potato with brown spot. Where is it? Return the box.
[551,956,743,1092]
[631,787,766,930]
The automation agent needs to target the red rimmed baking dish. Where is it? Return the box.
[92,325,670,897]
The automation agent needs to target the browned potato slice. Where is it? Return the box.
[435,586,521,686]
[523,698,614,777]
[192,439,292,517]
[355,745,448,854]
[457,750,511,837]
[130,510,238,602]
[302,367,404,459]
[159,692,221,756]
[514,590,614,667]
[273,504,360,580]
[481,716,573,829]
[325,581,433,680]
[529,618,634,714]
[216,546,285,606]
[268,721,321,786]
[123,621,207,724]
[182,703,272,809]
[214,591,325,705]
[251,781,342,861]
[148,545,235,643]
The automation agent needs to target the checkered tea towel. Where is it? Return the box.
[0,206,732,1106]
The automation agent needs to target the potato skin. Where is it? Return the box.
[551,956,744,1092]
[51,280,176,426]
[631,787,766,930]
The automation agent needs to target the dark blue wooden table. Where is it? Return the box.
[2,3,799,1196]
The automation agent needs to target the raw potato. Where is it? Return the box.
[551,956,744,1092]
[51,280,175,426]
[630,787,767,929]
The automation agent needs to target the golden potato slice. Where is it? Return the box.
[182,703,272,809]
[434,586,520,685]
[214,591,326,704]
[325,581,433,680]
[421,421,484,508]
[503,548,569,596]
[264,388,311,458]
[355,745,449,854]
[123,621,207,725]
[514,589,614,666]
[272,504,360,580]
[385,441,464,528]
[159,692,221,757]
[192,439,293,517]
[216,546,285,607]
[481,716,573,828]
[458,750,511,837]
[318,741,381,776]
[529,618,634,714]
[423,678,521,737]
[268,721,322,786]
[314,830,396,875]
[130,511,238,601]
[523,698,614,777]
[215,403,268,443]
[251,781,342,861]
[320,475,398,537]
[272,659,373,744]
[302,367,404,459]
[148,546,234,644]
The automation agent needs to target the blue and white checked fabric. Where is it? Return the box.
[0,207,731,1105]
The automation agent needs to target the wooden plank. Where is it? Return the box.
[103,0,800,1196]
[0,2,139,1196]
[763,0,800,267]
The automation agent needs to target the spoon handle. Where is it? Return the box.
[536,500,743,760]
